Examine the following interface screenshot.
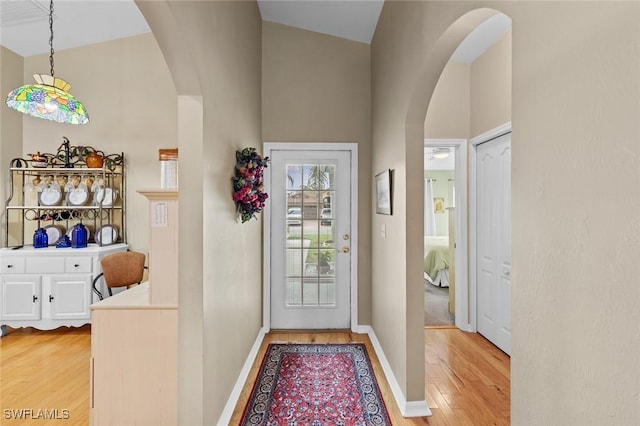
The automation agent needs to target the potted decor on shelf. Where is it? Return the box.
[232,147,270,223]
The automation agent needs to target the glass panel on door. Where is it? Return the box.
[285,162,336,308]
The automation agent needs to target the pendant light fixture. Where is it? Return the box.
[5,0,89,125]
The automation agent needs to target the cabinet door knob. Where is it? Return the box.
[49,295,55,302]
[33,295,38,303]
[7,264,13,268]
[74,264,80,268]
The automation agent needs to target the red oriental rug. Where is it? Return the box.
[240,343,392,425]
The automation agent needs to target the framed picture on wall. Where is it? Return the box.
[375,169,392,215]
[434,197,445,213]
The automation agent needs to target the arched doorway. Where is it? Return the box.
[422,13,512,342]
[406,5,512,413]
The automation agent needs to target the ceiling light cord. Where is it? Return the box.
[49,0,55,77]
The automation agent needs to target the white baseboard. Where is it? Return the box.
[460,324,474,333]
[354,324,371,334]
[359,325,432,417]
[217,327,266,425]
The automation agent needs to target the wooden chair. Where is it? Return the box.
[92,251,147,300]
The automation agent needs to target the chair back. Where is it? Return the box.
[100,251,146,289]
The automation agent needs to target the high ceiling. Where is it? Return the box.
[0,0,151,57]
[257,0,383,44]
[0,0,383,57]
[1,1,509,60]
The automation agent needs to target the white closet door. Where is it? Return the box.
[476,132,511,355]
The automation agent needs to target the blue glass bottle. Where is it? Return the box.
[71,223,88,249]
[33,228,48,248]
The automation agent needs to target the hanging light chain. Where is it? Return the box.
[49,0,55,77]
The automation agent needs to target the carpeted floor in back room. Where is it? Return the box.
[424,281,454,327]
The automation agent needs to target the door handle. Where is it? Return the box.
[341,246,350,253]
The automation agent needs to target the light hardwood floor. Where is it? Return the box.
[423,327,510,425]
[230,328,510,425]
[0,325,91,426]
[0,326,509,425]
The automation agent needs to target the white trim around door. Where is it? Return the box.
[424,139,470,331]
[469,122,511,333]
[262,143,359,333]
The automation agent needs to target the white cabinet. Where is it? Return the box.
[0,274,90,321]
[0,244,127,336]
[1,276,41,320]
[49,275,92,320]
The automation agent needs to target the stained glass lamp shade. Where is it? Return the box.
[6,74,89,125]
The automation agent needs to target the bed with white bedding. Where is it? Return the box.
[424,236,450,287]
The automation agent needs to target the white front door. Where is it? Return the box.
[476,132,511,354]
[269,149,352,329]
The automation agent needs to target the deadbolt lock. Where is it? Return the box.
[343,234,350,240]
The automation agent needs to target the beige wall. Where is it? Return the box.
[470,29,511,137]
[0,46,24,247]
[508,4,639,423]
[137,1,263,423]
[424,61,470,139]
[372,1,441,401]
[262,22,372,324]
[425,27,511,140]
[375,1,640,423]
[19,33,177,255]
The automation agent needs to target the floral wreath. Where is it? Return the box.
[232,147,270,223]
